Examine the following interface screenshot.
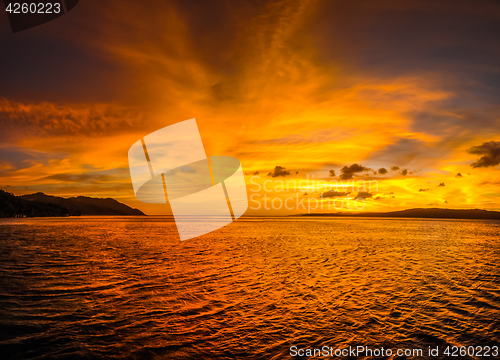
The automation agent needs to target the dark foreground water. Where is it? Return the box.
[0,216,499,360]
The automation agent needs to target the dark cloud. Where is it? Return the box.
[0,146,52,171]
[400,169,408,176]
[329,170,336,177]
[391,166,400,171]
[253,171,259,175]
[339,164,371,180]
[314,0,500,155]
[0,99,142,141]
[320,190,350,198]
[314,0,500,76]
[368,138,436,167]
[41,167,129,184]
[468,141,500,168]
[378,168,388,175]
[438,182,445,187]
[42,173,116,184]
[177,165,197,174]
[0,146,66,173]
[419,188,430,192]
[312,0,500,137]
[0,17,133,103]
[456,172,462,178]
[355,192,373,200]
[267,166,290,177]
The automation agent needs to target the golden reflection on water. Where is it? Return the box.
[0,216,499,359]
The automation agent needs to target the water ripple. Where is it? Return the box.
[0,216,499,359]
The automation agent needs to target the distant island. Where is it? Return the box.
[0,190,145,218]
[301,208,500,220]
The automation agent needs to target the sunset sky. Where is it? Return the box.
[1,0,500,215]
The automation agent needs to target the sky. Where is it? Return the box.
[0,0,499,215]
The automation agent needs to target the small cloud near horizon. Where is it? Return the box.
[355,191,373,200]
[339,164,371,180]
[321,190,350,198]
[267,166,290,177]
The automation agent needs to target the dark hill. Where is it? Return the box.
[302,208,500,220]
[20,192,145,216]
[0,191,145,217]
[0,190,68,218]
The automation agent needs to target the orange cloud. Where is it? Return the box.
[0,0,499,214]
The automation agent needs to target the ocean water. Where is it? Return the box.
[0,216,499,360]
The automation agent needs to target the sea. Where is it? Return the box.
[0,216,499,359]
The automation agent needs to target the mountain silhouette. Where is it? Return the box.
[302,208,500,220]
[0,190,145,217]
